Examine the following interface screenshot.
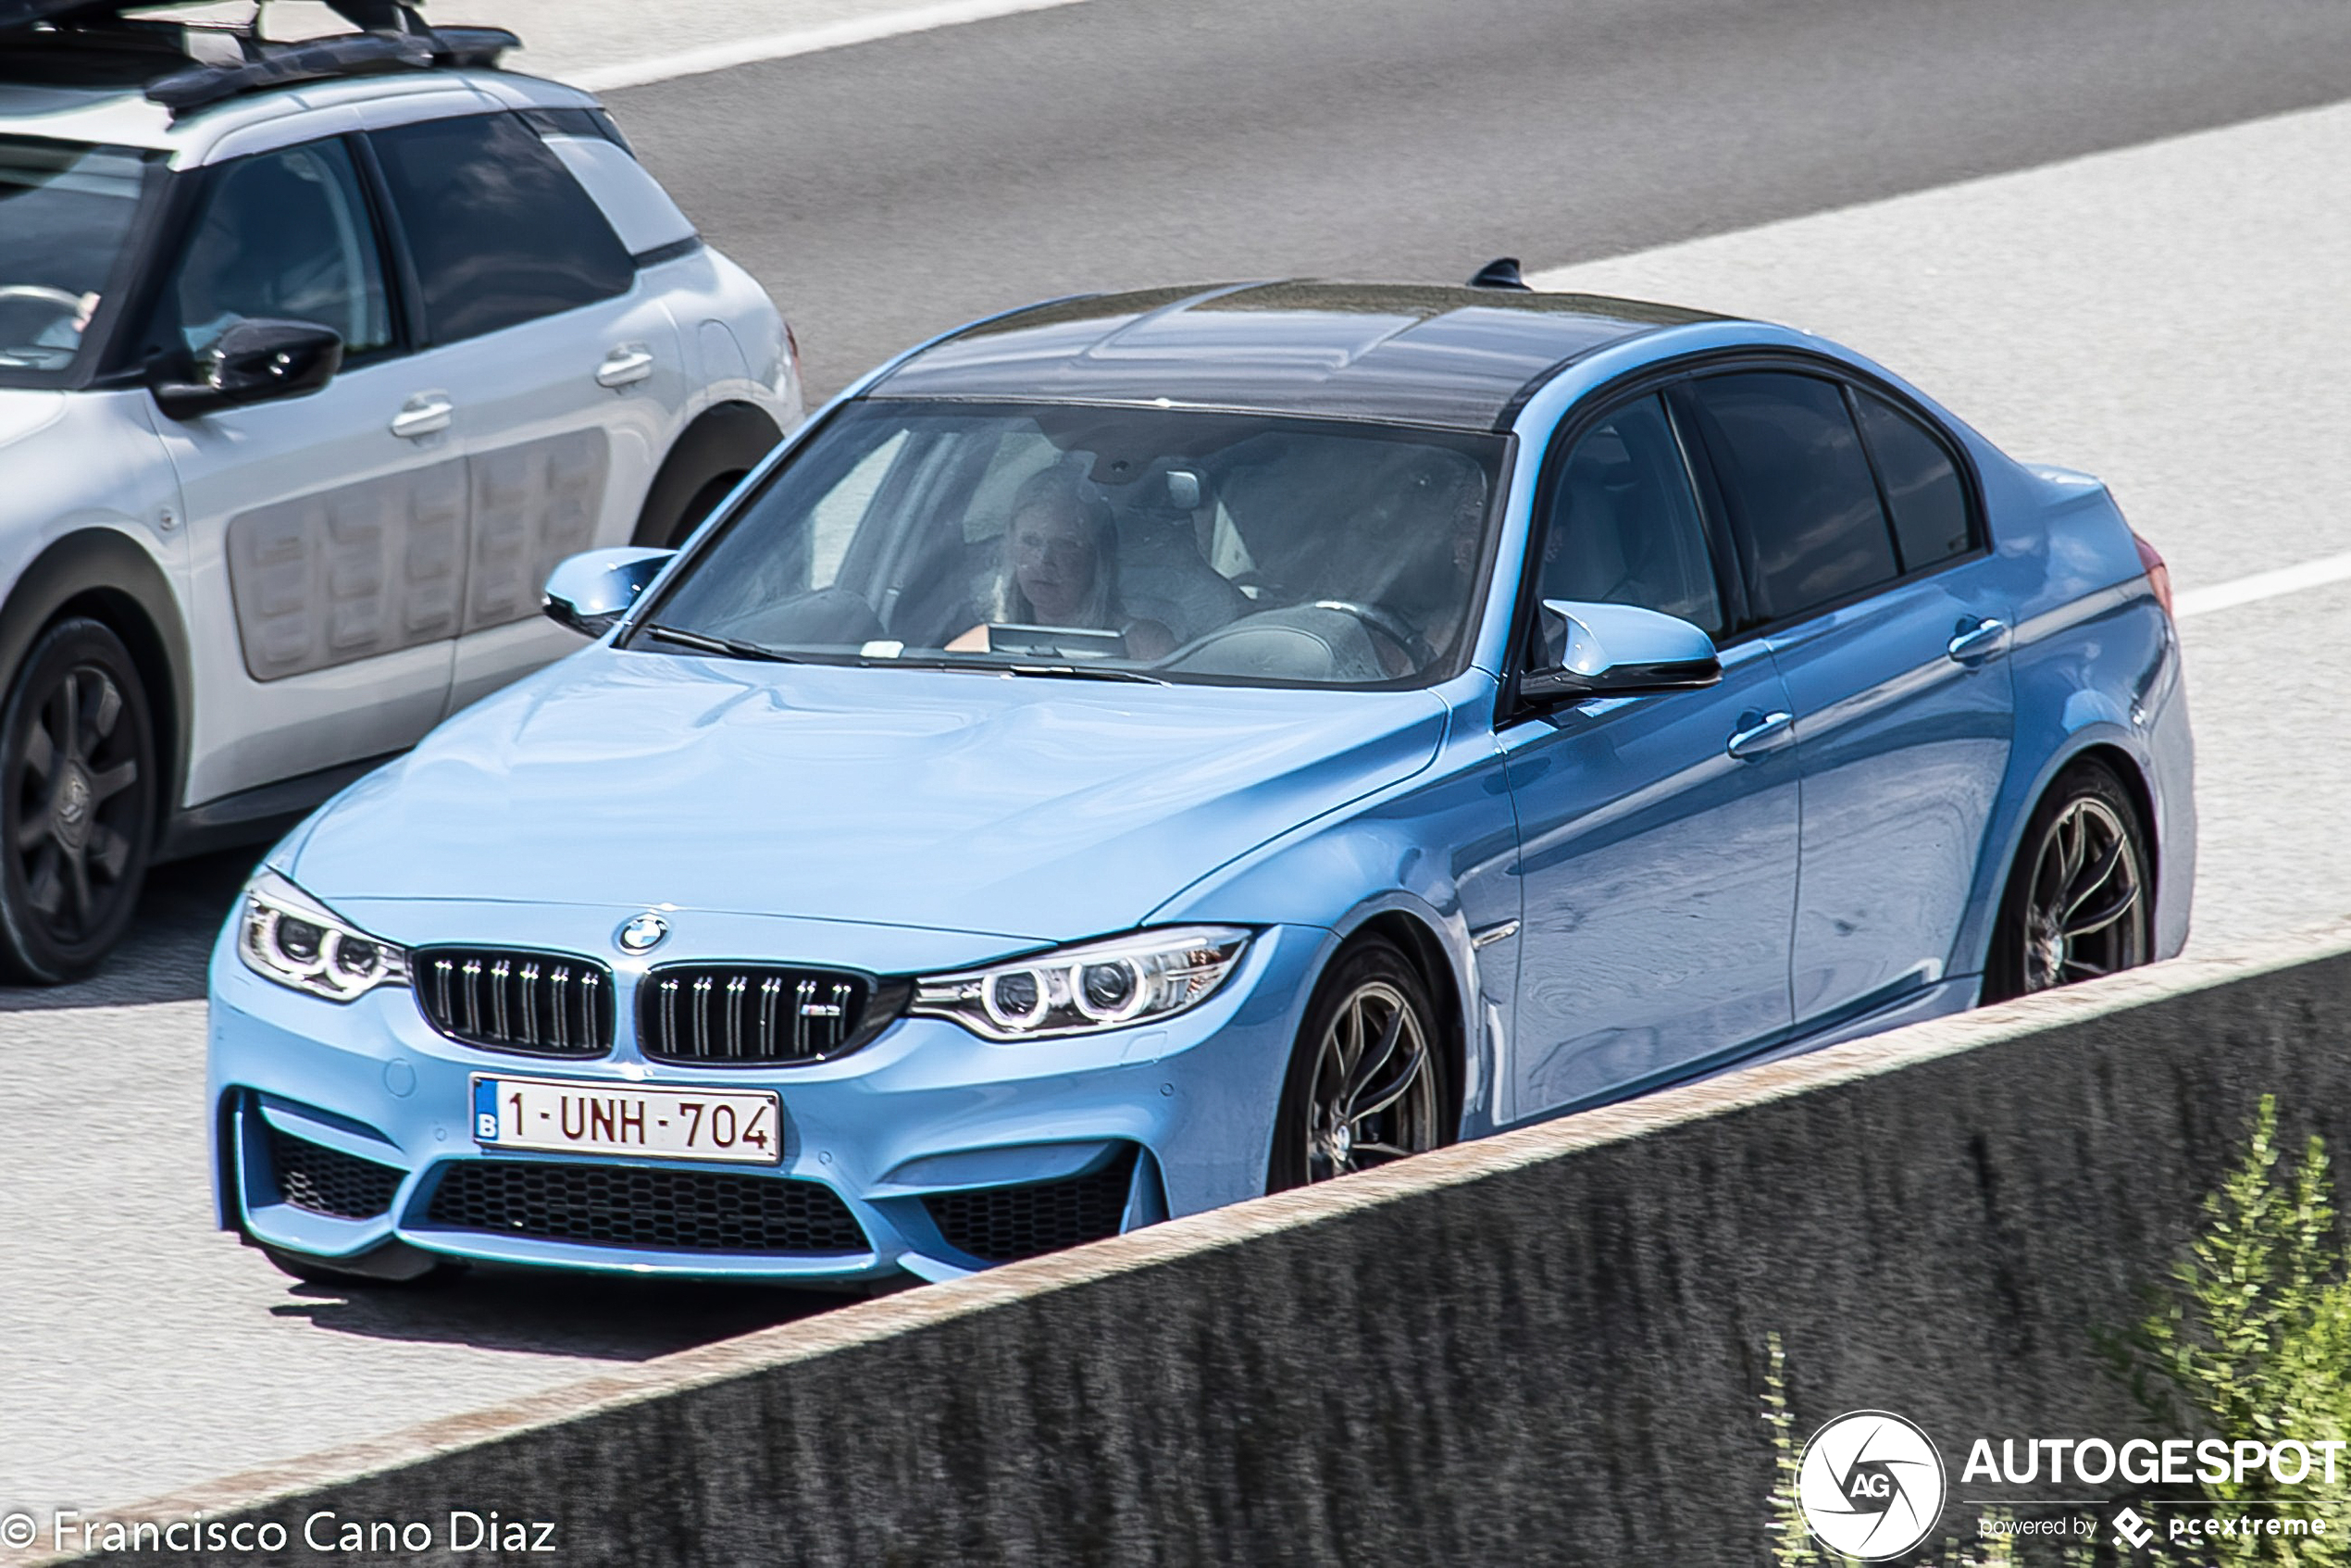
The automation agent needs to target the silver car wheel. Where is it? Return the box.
[1303,977,1439,1182]
[2021,795,2147,992]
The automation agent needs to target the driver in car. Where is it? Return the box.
[951,466,1176,658]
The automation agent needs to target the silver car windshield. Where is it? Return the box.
[0,136,154,381]
[641,400,1510,689]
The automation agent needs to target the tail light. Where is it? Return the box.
[2133,532,2173,617]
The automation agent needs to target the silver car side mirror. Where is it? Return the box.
[1521,599,1723,703]
[543,547,676,639]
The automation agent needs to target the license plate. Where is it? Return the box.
[472,1075,781,1165]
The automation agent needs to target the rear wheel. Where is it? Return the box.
[1984,759,2152,1002]
[1267,938,1449,1191]
[0,617,156,982]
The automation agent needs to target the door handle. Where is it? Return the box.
[1725,710,1795,760]
[595,344,655,388]
[390,392,453,440]
[1947,616,2010,666]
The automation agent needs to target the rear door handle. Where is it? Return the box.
[1726,710,1795,760]
[596,344,655,388]
[1947,616,2010,666]
[390,392,453,440]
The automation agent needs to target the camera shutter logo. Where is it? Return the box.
[1797,1410,1948,1560]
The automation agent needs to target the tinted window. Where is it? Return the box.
[369,114,631,345]
[1691,371,1897,622]
[1537,394,1723,647]
[1855,390,1972,570]
[168,138,391,358]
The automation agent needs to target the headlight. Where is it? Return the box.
[236,869,408,1002]
[911,927,1251,1040]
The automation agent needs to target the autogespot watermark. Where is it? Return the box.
[1795,1411,2345,1556]
[0,1508,557,1557]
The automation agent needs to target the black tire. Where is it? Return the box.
[1983,758,2153,1003]
[260,1240,460,1288]
[643,469,746,549]
[1267,937,1451,1192]
[0,617,156,983]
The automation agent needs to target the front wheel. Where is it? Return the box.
[0,617,157,982]
[1267,938,1449,1191]
[1984,759,2152,1002]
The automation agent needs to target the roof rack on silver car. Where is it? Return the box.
[0,0,519,114]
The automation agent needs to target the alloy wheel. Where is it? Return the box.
[2019,795,2146,993]
[1302,977,1440,1182]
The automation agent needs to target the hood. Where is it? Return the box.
[0,389,65,451]
[292,649,1449,946]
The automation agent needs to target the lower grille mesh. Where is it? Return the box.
[269,1126,404,1220]
[424,1160,867,1253]
[923,1147,1138,1263]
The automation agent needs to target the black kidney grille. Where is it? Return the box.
[922,1147,1138,1263]
[269,1126,404,1220]
[425,1160,868,1253]
[414,947,614,1056]
[640,965,891,1065]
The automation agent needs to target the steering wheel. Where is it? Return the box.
[0,285,86,341]
[1311,599,1435,673]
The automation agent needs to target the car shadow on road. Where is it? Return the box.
[267,1264,863,1361]
[0,848,258,1011]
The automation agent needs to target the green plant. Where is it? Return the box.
[2117,1094,2351,1564]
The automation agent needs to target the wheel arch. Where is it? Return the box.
[631,400,786,548]
[1972,727,2160,978]
[0,529,190,841]
[1329,901,1474,1143]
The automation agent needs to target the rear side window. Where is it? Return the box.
[1854,390,1973,570]
[367,113,632,345]
[1689,371,1897,623]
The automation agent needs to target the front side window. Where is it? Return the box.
[368,113,633,345]
[1689,370,1897,623]
[168,138,391,358]
[635,400,1509,690]
[0,136,156,383]
[1535,393,1724,659]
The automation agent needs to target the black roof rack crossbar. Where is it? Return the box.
[142,22,518,112]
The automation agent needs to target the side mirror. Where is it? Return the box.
[1521,599,1723,703]
[543,547,676,638]
[152,318,343,419]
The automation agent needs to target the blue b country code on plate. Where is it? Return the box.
[471,1074,782,1164]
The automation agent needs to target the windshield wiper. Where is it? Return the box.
[636,623,802,664]
[860,655,1167,685]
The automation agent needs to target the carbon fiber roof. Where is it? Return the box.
[871,281,1721,430]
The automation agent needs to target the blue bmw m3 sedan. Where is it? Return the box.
[207,275,2193,1287]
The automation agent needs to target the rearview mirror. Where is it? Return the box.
[151,318,343,419]
[543,547,676,638]
[1521,599,1723,703]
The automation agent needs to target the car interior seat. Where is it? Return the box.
[1111,464,1250,643]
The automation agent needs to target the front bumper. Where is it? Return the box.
[207,913,1325,1284]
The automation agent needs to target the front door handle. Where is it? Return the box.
[595,344,655,388]
[390,392,454,440]
[1947,616,2010,666]
[1726,709,1795,760]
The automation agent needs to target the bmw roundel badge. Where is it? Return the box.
[616,912,669,953]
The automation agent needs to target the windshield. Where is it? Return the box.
[638,400,1510,689]
[0,136,155,383]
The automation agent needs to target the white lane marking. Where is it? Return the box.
[567,0,1096,91]
[2173,549,2351,620]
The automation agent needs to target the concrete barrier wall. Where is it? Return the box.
[55,924,2351,1566]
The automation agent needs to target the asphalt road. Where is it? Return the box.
[7,0,2351,1520]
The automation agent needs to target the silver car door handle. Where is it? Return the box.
[390,392,454,440]
[1947,616,2010,666]
[595,345,655,388]
[1725,710,1795,760]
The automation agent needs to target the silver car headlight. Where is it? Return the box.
[911,927,1252,1040]
[237,868,409,1002]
